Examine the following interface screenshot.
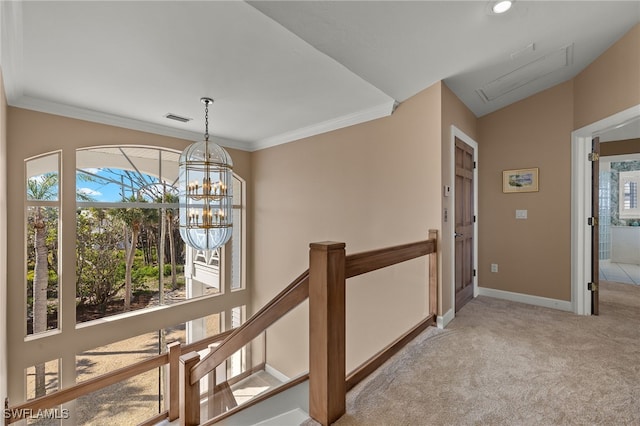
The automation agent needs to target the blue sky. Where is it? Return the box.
[76,168,176,203]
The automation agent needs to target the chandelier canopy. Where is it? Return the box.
[178,97,233,250]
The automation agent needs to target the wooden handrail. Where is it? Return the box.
[310,231,438,425]
[6,355,167,424]
[345,239,436,278]
[190,270,310,384]
[191,234,439,424]
[7,232,439,426]
[190,234,439,387]
[4,328,235,424]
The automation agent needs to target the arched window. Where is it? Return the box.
[74,146,244,322]
[20,144,248,421]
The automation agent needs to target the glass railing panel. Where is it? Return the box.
[200,301,309,423]
[75,369,161,425]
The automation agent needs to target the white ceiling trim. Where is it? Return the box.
[0,0,23,103]
[12,95,253,151]
[2,0,397,153]
[252,100,396,151]
[10,94,399,153]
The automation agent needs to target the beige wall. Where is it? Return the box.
[6,108,252,403]
[475,23,640,303]
[441,82,478,316]
[0,69,8,406]
[574,24,640,129]
[477,81,574,301]
[251,83,442,377]
[2,18,637,407]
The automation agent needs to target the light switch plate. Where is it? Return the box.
[515,209,528,219]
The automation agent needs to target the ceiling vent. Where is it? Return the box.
[164,113,192,123]
[476,43,573,103]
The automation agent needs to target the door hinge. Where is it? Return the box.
[588,152,600,162]
[473,161,477,169]
[473,269,477,277]
[588,282,599,292]
[588,217,599,226]
[473,215,476,223]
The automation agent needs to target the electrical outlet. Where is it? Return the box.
[491,264,498,273]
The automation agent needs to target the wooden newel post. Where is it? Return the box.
[428,229,439,317]
[309,242,347,426]
[179,351,201,426]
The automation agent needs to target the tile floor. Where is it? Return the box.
[600,260,640,285]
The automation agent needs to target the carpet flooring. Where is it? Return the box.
[332,281,640,426]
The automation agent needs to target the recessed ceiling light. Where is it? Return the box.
[492,0,513,14]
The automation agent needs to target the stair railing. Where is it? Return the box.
[3,328,236,425]
[182,230,438,426]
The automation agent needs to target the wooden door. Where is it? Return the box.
[591,137,600,315]
[455,137,475,312]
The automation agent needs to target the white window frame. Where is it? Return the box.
[619,170,640,218]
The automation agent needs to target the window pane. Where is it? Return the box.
[232,175,242,204]
[76,371,159,425]
[185,312,221,344]
[228,306,246,378]
[76,147,179,203]
[26,153,59,201]
[26,358,59,400]
[76,206,187,323]
[191,247,222,296]
[231,208,242,290]
[75,147,195,323]
[618,167,640,219]
[231,174,243,290]
[75,332,162,423]
[27,206,59,334]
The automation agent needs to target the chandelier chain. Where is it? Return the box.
[204,101,209,142]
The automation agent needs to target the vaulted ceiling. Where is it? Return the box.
[1,1,639,151]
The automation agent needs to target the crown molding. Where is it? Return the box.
[11,95,254,151]
[0,0,24,103]
[9,93,395,153]
[251,100,396,151]
[2,0,393,154]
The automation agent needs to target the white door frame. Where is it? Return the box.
[571,104,640,315]
[450,126,479,315]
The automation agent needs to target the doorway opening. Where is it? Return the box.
[598,152,640,286]
[571,105,640,315]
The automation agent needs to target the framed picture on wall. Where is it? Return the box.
[503,167,539,193]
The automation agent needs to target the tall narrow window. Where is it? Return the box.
[619,170,640,219]
[228,305,246,378]
[230,175,244,290]
[26,153,60,336]
[623,181,637,209]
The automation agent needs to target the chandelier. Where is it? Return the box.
[179,97,233,250]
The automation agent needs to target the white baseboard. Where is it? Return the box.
[478,287,572,312]
[437,308,454,329]
[264,363,290,382]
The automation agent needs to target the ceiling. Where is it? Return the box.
[1,1,639,151]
